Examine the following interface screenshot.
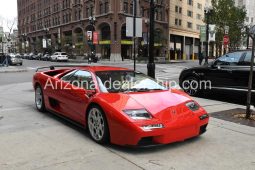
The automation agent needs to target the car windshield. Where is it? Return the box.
[61,53,67,55]
[96,71,168,93]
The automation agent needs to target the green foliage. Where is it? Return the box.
[211,0,247,47]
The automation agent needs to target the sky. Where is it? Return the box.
[0,0,17,32]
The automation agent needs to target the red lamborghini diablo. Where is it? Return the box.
[33,65,209,146]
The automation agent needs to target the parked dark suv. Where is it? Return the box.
[179,50,254,96]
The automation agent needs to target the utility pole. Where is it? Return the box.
[147,0,155,78]
[247,26,250,49]
[205,10,210,64]
[133,0,137,72]
[246,25,255,119]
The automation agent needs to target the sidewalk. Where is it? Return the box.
[0,66,28,73]
[0,82,254,170]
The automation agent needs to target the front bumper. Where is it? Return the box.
[110,114,209,146]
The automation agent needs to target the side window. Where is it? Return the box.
[215,52,243,66]
[69,70,95,90]
[241,52,255,66]
[61,70,77,82]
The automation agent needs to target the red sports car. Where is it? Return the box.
[33,65,209,146]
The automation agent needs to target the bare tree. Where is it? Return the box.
[6,17,17,39]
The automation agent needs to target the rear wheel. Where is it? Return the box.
[87,106,109,144]
[181,76,200,96]
[35,85,46,112]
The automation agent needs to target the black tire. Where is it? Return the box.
[87,105,109,144]
[35,85,46,112]
[180,76,201,96]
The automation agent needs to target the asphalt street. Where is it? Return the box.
[0,59,193,86]
[0,60,255,170]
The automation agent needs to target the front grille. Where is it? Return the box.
[137,137,154,146]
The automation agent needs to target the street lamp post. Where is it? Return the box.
[89,16,96,52]
[246,25,255,119]
[147,0,155,78]
[145,19,149,59]
[246,26,250,49]
[204,6,212,65]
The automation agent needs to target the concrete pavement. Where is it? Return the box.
[0,82,254,170]
[0,66,28,73]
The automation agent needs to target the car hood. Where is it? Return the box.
[99,90,197,122]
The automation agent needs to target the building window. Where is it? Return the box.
[179,7,182,14]
[197,3,202,9]
[130,3,133,14]
[124,2,128,13]
[196,14,201,20]
[187,22,192,28]
[187,0,193,6]
[86,7,89,18]
[175,19,182,26]
[99,3,103,14]
[196,24,200,30]
[105,1,109,13]
[175,18,178,25]
[175,6,182,14]
[187,10,193,17]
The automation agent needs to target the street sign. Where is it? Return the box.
[87,31,92,41]
[126,17,143,37]
[200,25,206,42]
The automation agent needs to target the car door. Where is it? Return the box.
[232,51,254,90]
[205,51,244,88]
[58,70,96,124]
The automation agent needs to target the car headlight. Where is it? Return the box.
[186,101,200,111]
[123,109,152,120]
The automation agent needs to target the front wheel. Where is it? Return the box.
[180,76,201,96]
[87,106,109,144]
[35,85,46,112]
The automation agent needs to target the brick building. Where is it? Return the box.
[17,0,169,60]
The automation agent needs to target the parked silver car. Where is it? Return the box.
[8,53,23,66]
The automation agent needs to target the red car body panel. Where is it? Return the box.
[33,66,209,146]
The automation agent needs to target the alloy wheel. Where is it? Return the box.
[88,108,105,142]
[35,86,43,109]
